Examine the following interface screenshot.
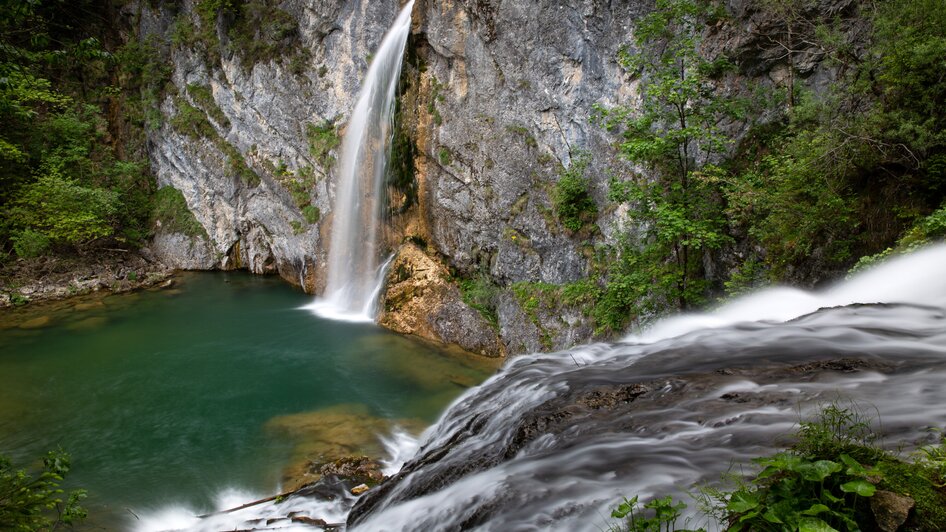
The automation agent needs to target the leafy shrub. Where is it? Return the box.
[0,450,87,531]
[11,173,119,246]
[611,495,695,532]
[11,230,50,258]
[552,152,596,232]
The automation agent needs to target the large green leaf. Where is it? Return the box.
[840,480,876,497]
[726,490,759,513]
[798,517,840,532]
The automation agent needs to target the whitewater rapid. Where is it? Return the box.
[141,244,946,531]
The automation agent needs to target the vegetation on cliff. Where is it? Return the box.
[0,0,159,260]
[567,0,946,334]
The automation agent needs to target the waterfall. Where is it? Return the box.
[309,0,415,322]
[140,244,946,530]
[346,244,946,530]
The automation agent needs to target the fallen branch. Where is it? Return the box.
[197,490,293,518]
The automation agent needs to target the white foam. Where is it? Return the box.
[634,243,946,342]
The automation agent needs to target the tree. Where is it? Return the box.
[596,0,735,314]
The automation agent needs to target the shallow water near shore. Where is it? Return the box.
[0,271,498,527]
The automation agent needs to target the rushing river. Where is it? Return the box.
[0,272,497,529]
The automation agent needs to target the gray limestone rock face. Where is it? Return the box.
[136,0,850,355]
[413,0,644,283]
[141,0,404,292]
[409,0,648,352]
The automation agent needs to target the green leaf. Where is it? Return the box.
[800,503,831,516]
[726,490,759,513]
[798,517,840,532]
[762,510,785,524]
[611,495,638,519]
[798,460,842,482]
[840,480,876,497]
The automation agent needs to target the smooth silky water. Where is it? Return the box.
[0,272,497,529]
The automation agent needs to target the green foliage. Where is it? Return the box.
[458,274,500,329]
[724,451,881,531]
[229,0,298,67]
[794,402,883,462]
[552,152,597,232]
[725,0,946,277]
[115,36,172,131]
[306,120,340,169]
[11,230,51,258]
[849,202,946,274]
[171,99,216,140]
[302,205,320,225]
[438,146,452,166]
[10,173,119,247]
[616,404,946,532]
[723,97,861,275]
[720,404,884,531]
[597,0,734,314]
[723,258,765,297]
[177,0,301,69]
[610,495,699,532]
[186,83,229,128]
[222,143,260,187]
[717,403,946,531]
[0,449,87,531]
[151,186,206,238]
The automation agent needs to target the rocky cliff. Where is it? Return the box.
[138,0,846,355]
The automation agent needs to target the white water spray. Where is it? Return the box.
[308,0,415,322]
[634,243,946,343]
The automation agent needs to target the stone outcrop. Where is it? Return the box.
[378,242,505,357]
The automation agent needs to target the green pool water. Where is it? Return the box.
[0,272,497,526]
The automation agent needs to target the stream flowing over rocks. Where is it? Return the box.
[142,246,946,531]
[344,247,946,531]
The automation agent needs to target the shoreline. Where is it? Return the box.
[0,250,175,310]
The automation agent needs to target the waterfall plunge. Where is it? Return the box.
[309,0,415,322]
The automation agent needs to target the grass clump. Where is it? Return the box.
[186,83,229,128]
[306,121,340,169]
[302,205,320,224]
[458,273,500,329]
[151,186,207,238]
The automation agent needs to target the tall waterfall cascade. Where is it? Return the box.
[309,0,415,322]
